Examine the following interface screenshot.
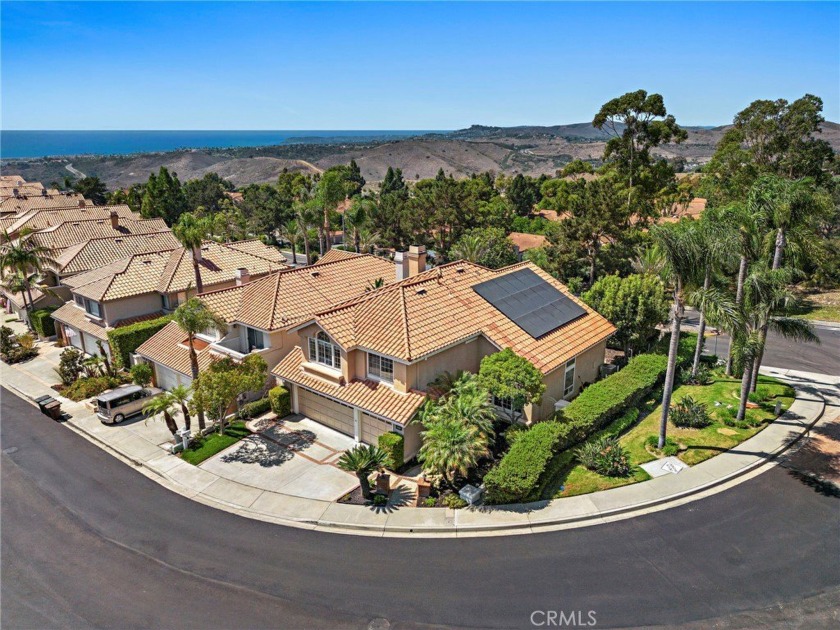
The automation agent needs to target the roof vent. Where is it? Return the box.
[416,287,427,295]
[310,270,320,278]
[456,266,465,273]
[141,259,152,265]
[115,238,123,244]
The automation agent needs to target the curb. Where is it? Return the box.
[15,381,828,537]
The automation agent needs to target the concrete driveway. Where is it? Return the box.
[199,415,358,501]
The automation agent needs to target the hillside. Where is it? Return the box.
[4,122,839,189]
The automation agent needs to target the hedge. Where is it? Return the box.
[107,315,172,370]
[485,354,667,505]
[238,397,271,419]
[653,331,699,368]
[32,307,58,337]
[378,431,404,470]
[268,386,291,417]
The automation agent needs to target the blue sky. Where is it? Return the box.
[2,1,838,130]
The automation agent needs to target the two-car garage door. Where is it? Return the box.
[297,387,355,437]
[155,364,193,391]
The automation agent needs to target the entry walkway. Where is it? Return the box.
[2,357,832,537]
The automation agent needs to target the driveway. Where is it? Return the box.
[198,415,358,501]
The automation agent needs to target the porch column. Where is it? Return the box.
[291,384,300,414]
[353,408,362,444]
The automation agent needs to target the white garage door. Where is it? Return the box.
[155,364,191,391]
[83,333,106,357]
[297,388,355,437]
[67,326,84,350]
[361,412,393,446]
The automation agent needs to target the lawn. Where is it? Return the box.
[181,421,251,466]
[547,374,795,499]
[792,289,840,323]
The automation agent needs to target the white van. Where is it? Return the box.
[96,384,162,424]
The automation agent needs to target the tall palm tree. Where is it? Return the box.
[143,392,180,437]
[172,298,226,431]
[345,197,375,253]
[439,380,496,444]
[0,231,52,328]
[169,384,193,432]
[449,233,487,263]
[277,219,300,266]
[730,268,819,422]
[173,213,208,294]
[650,221,702,449]
[295,202,318,265]
[357,228,381,255]
[336,444,389,500]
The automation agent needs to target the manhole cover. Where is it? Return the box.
[3,447,19,454]
[368,618,390,630]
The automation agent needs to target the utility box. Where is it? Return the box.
[459,484,483,506]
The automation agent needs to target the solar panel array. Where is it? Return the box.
[472,268,586,339]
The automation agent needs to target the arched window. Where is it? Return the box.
[309,331,341,369]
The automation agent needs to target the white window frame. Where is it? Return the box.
[246,326,265,350]
[492,394,522,414]
[564,358,576,398]
[367,352,394,383]
[309,331,341,369]
[84,298,102,319]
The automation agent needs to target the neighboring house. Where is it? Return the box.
[136,250,396,391]
[0,191,89,215]
[51,240,287,358]
[26,214,169,251]
[273,252,614,459]
[508,232,548,260]
[2,205,139,240]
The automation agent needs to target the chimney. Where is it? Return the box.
[407,245,426,277]
[78,200,86,208]
[41,189,47,197]
[192,245,202,263]
[235,267,250,286]
[394,251,409,281]
[110,210,119,229]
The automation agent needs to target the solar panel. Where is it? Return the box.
[472,268,586,338]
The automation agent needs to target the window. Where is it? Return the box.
[161,293,179,311]
[367,353,394,383]
[74,294,84,307]
[84,299,101,318]
[492,395,522,414]
[564,358,576,398]
[308,331,340,369]
[246,327,265,350]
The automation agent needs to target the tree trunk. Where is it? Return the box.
[318,226,325,256]
[691,267,711,376]
[658,288,683,449]
[772,227,785,270]
[749,329,766,393]
[725,256,748,376]
[163,411,178,436]
[358,471,372,500]
[323,210,331,252]
[188,334,206,431]
[181,404,191,431]
[355,230,361,254]
[736,357,754,422]
[193,261,204,294]
[290,240,296,267]
[589,240,599,287]
[303,235,311,265]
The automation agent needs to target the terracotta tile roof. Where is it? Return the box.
[51,301,111,341]
[273,346,427,425]
[4,204,138,235]
[135,321,218,378]
[216,239,289,265]
[2,286,49,310]
[662,197,706,223]
[0,193,89,214]
[52,232,181,276]
[225,191,244,203]
[307,261,615,375]
[314,248,361,265]
[200,252,395,330]
[508,232,548,252]
[28,217,168,250]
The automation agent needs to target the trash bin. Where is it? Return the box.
[43,400,62,421]
[35,395,56,414]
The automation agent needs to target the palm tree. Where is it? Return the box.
[418,416,489,488]
[143,392,180,437]
[365,277,385,292]
[345,197,375,253]
[449,233,487,263]
[439,380,496,444]
[0,231,52,328]
[172,298,226,431]
[650,221,702,449]
[357,228,381,255]
[173,213,208,294]
[426,370,467,398]
[277,219,300,266]
[169,384,193,432]
[295,202,318,265]
[336,444,389,500]
[730,268,819,422]
[630,245,665,277]
[82,354,104,378]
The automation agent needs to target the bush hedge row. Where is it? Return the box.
[107,315,172,370]
[378,431,405,470]
[32,307,57,337]
[485,353,667,505]
[238,397,271,419]
[269,386,291,417]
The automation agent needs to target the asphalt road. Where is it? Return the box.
[2,388,839,629]
[684,312,840,376]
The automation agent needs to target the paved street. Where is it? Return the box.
[2,387,839,629]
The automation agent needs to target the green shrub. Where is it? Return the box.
[443,493,468,509]
[372,493,388,506]
[576,435,630,477]
[504,423,528,448]
[56,347,86,385]
[670,396,712,428]
[31,307,57,337]
[107,315,172,370]
[238,397,271,419]
[0,326,38,363]
[685,364,713,386]
[268,386,291,417]
[378,431,405,470]
[422,496,437,508]
[645,435,680,456]
[64,375,126,402]
[560,353,668,432]
[653,331,699,367]
[130,363,153,388]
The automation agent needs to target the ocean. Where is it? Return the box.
[0,130,447,159]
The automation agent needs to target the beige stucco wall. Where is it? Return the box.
[407,336,498,392]
[102,293,161,326]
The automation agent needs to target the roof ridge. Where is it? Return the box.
[399,285,412,361]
